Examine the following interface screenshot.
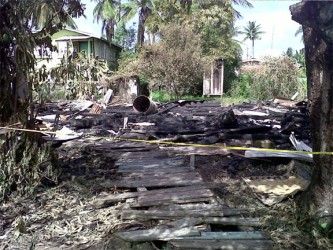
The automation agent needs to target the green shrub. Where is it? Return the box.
[151,91,172,102]
[228,73,251,98]
[219,95,249,106]
[228,56,307,101]
[51,87,67,100]
[0,134,58,200]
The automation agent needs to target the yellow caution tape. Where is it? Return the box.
[0,126,57,134]
[0,126,332,156]
[112,137,324,155]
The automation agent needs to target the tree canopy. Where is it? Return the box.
[113,0,250,96]
[93,0,120,43]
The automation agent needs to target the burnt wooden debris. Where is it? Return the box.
[88,145,272,249]
[36,98,311,249]
[37,98,310,150]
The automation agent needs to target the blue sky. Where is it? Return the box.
[75,0,104,37]
[234,0,304,59]
[75,0,304,59]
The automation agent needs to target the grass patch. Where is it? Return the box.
[151,91,214,103]
[151,91,248,106]
[219,95,249,106]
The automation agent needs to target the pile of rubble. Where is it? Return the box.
[1,95,314,249]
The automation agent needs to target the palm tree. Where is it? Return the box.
[28,0,81,29]
[295,25,304,43]
[121,0,154,50]
[93,0,120,43]
[232,0,253,18]
[240,21,264,59]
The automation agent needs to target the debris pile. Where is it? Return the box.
[1,95,314,249]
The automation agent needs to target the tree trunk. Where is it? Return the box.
[251,39,254,59]
[290,1,333,235]
[136,10,146,51]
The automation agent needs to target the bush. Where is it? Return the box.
[0,134,58,200]
[117,23,209,100]
[228,73,252,99]
[228,56,307,101]
[141,23,209,99]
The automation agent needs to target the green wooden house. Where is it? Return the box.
[36,28,122,70]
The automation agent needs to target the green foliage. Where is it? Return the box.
[284,47,294,57]
[191,1,236,57]
[0,0,84,200]
[228,73,251,99]
[0,168,9,200]
[218,95,249,106]
[283,47,306,78]
[151,90,248,105]
[189,1,243,88]
[0,134,58,200]
[135,23,209,99]
[228,56,307,101]
[224,58,242,92]
[151,91,173,102]
[93,0,120,43]
[121,0,154,49]
[112,0,246,97]
[0,0,84,122]
[46,47,111,100]
[148,0,179,24]
[114,21,136,50]
[151,91,212,103]
[53,87,68,100]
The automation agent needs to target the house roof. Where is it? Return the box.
[53,28,122,50]
[55,35,93,41]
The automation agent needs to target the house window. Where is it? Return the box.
[57,41,67,58]
[34,45,52,59]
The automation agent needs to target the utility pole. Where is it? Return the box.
[271,26,274,49]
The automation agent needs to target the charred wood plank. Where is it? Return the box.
[117,164,190,173]
[223,126,272,134]
[131,188,214,207]
[219,133,289,143]
[116,157,184,166]
[168,239,273,250]
[202,217,261,227]
[115,227,200,242]
[245,150,313,162]
[173,231,270,240]
[119,172,202,182]
[92,185,205,208]
[121,208,249,220]
[103,177,204,188]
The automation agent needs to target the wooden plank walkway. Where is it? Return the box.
[93,143,273,249]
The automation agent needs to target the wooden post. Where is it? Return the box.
[210,63,214,96]
[220,59,224,105]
